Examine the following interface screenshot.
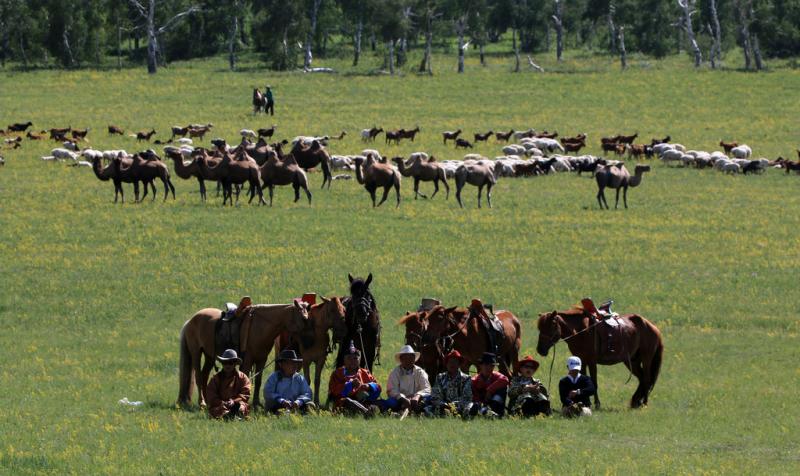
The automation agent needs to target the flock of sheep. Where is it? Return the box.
[2,120,799,208]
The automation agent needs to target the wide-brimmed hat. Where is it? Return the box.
[395,344,420,363]
[567,356,582,371]
[277,349,302,363]
[217,349,242,365]
[444,350,465,364]
[479,352,497,365]
[419,298,441,312]
[518,355,540,372]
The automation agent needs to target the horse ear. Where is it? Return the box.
[446,306,458,314]
[320,295,329,303]
[348,273,354,284]
[365,273,373,287]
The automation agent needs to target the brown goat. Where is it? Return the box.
[617,133,638,144]
[108,125,125,135]
[719,140,738,154]
[399,126,420,142]
[71,128,89,141]
[495,129,514,142]
[134,129,157,142]
[385,129,403,145]
[258,125,277,138]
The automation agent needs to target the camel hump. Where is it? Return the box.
[428,156,436,162]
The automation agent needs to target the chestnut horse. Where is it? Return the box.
[275,296,348,405]
[402,305,521,378]
[177,301,309,408]
[535,307,663,409]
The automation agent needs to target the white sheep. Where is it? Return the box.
[330,155,353,171]
[40,155,56,162]
[652,143,674,155]
[63,140,80,152]
[731,145,752,159]
[177,137,193,145]
[660,148,684,166]
[52,148,78,161]
[502,144,526,156]
[721,162,741,174]
[103,150,129,161]
[551,156,573,172]
[81,149,104,160]
[361,149,382,159]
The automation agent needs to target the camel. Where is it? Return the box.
[455,162,496,208]
[91,155,143,203]
[196,150,266,206]
[118,153,176,202]
[289,140,333,189]
[165,149,208,201]
[392,156,449,200]
[353,154,401,208]
[259,150,312,206]
[242,138,273,165]
[595,163,650,209]
[108,156,158,203]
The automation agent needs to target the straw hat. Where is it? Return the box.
[395,344,420,363]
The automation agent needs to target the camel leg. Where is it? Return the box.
[256,184,266,206]
[198,178,206,201]
[477,184,483,209]
[293,183,301,202]
[304,185,312,205]
[456,184,464,208]
[430,179,439,199]
[615,187,621,209]
[395,181,401,208]
[414,178,427,199]
[216,181,222,197]
[377,185,391,207]
[368,185,377,207]
[623,185,628,209]
[135,181,143,203]
[162,178,169,202]
[168,178,176,200]
[268,185,275,206]
[486,183,493,208]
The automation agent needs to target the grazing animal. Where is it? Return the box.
[26,131,44,140]
[398,126,420,142]
[442,129,462,144]
[49,127,71,140]
[353,154,401,207]
[177,301,309,408]
[196,151,266,205]
[108,125,125,135]
[392,156,449,200]
[361,126,383,142]
[601,141,620,155]
[7,121,32,132]
[730,145,752,159]
[454,138,473,149]
[334,273,382,373]
[536,130,558,139]
[259,150,312,206]
[171,126,190,140]
[240,129,257,140]
[121,152,176,202]
[288,140,333,189]
[132,129,157,142]
[595,163,650,209]
[71,128,89,141]
[626,144,647,159]
[562,141,585,154]
[455,161,496,208]
[474,130,493,143]
[650,135,670,146]
[719,140,738,154]
[188,124,213,140]
[617,133,638,144]
[536,307,663,408]
[385,129,402,145]
[562,133,587,143]
[257,125,277,139]
[495,129,514,142]
[164,147,208,201]
[331,130,347,140]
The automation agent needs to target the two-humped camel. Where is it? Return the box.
[353,153,401,208]
[392,156,449,200]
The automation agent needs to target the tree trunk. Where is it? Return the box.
[736,0,752,70]
[62,30,75,68]
[618,26,626,70]
[228,7,239,71]
[708,0,722,68]
[117,25,123,69]
[553,0,564,61]
[607,3,617,53]
[304,0,321,69]
[479,42,485,66]
[748,0,763,70]
[513,28,520,72]
[146,1,157,74]
[419,13,433,74]
[387,40,394,75]
[456,16,465,74]
[678,0,702,68]
[19,35,28,69]
[353,18,362,66]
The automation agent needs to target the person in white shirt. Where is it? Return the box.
[384,345,431,414]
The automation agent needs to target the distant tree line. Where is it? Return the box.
[0,0,797,72]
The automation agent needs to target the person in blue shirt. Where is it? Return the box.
[263,349,315,414]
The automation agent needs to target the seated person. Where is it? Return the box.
[559,356,596,417]
[425,350,473,418]
[207,349,251,420]
[328,342,381,417]
[508,355,551,417]
[263,350,315,414]
[385,345,431,414]
[470,352,509,418]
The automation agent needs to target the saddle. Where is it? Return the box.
[215,296,253,357]
[470,299,505,356]
[581,298,625,361]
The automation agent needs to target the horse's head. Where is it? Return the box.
[536,311,562,357]
[320,296,348,343]
[288,299,310,333]
[347,273,374,324]
[348,272,372,297]
[399,311,427,349]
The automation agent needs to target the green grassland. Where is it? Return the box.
[0,53,799,475]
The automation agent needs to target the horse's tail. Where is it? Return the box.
[177,321,194,405]
[649,333,664,392]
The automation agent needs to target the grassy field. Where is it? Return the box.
[0,52,799,475]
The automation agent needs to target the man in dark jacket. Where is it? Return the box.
[558,356,595,416]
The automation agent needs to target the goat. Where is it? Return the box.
[513,128,536,140]
[719,140,738,154]
[258,125,277,139]
[7,121,32,132]
[454,138,473,149]
[188,126,211,140]
[171,126,190,139]
[495,129,514,142]
[650,135,670,146]
[26,131,45,140]
[108,125,125,135]
[535,130,558,139]
[626,144,647,159]
[361,126,383,142]
[617,133,638,144]
[385,129,403,145]
[474,131,493,143]
[442,129,462,145]
[132,129,157,142]
[71,128,89,141]
[331,130,347,140]
[399,126,420,142]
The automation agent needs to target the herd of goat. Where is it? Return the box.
[2,121,799,208]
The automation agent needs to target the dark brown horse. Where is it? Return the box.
[177,301,309,408]
[535,307,663,408]
[275,296,348,405]
[334,274,382,372]
[402,305,521,378]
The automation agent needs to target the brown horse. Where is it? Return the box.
[402,305,521,378]
[177,301,309,408]
[275,297,348,405]
[535,307,663,408]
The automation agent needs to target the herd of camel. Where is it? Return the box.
[4,120,799,209]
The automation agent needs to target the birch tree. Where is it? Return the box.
[552,0,564,61]
[675,0,702,67]
[128,0,200,74]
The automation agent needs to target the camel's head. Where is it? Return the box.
[635,164,651,174]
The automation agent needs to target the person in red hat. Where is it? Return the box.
[470,352,509,418]
[424,350,473,418]
[509,355,552,417]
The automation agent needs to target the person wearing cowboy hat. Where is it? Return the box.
[425,350,473,418]
[328,342,382,417]
[263,349,315,415]
[509,356,552,417]
[384,345,431,414]
[469,352,509,418]
[559,356,595,417]
[206,349,251,420]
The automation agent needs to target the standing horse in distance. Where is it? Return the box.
[535,306,663,408]
[335,273,382,372]
[252,88,267,114]
[177,300,309,408]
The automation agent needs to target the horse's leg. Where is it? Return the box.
[628,357,647,408]
[313,359,323,407]
[199,355,215,408]
[191,349,203,406]
[252,359,265,409]
[589,361,601,409]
